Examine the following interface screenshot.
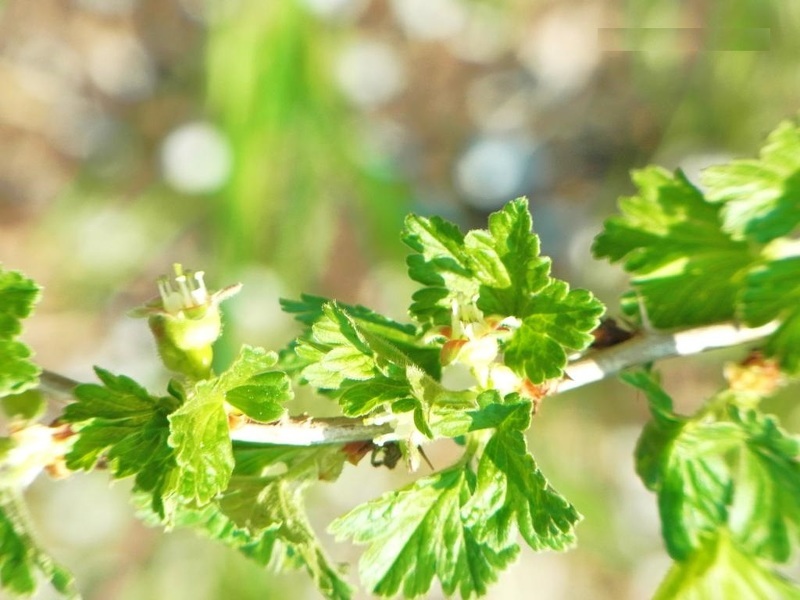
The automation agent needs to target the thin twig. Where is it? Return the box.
[37,320,779,446]
[232,417,394,446]
[558,320,780,392]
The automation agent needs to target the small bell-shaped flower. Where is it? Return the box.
[130,264,241,380]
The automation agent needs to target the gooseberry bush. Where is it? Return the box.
[2,118,800,599]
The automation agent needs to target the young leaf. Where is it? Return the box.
[0,488,78,599]
[403,200,602,382]
[135,442,352,599]
[503,281,604,383]
[626,372,800,564]
[0,268,40,339]
[64,368,180,517]
[329,466,518,598]
[225,371,292,423]
[0,268,42,397]
[403,199,555,325]
[465,393,532,432]
[232,442,348,482]
[337,376,413,417]
[148,477,353,600]
[215,345,283,390]
[464,399,581,552]
[469,198,551,317]
[740,257,800,373]
[653,530,800,600]
[627,373,739,559]
[593,167,754,327]
[403,213,478,326]
[642,421,738,560]
[296,304,378,390]
[282,294,440,378]
[169,346,292,505]
[1,389,46,422]
[702,119,800,243]
[295,304,443,438]
[225,477,353,600]
[282,294,416,337]
[0,341,40,399]
[727,407,800,563]
[168,381,234,506]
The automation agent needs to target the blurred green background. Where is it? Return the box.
[1,0,799,598]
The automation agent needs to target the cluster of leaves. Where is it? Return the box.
[404,199,603,383]
[591,119,800,596]
[3,116,800,599]
[594,118,800,373]
[0,268,76,597]
[58,345,358,596]
[277,199,602,596]
[624,371,800,598]
[329,394,580,598]
[0,200,604,600]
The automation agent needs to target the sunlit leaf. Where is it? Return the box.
[593,167,754,327]
[702,119,800,243]
[330,467,517,598]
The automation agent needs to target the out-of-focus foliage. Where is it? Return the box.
[2,0,800,598]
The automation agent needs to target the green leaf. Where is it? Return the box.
[403,199,558,326]
[593,166,754,327]
[403,213,477,326]
[294,304,448,438]
[337,376,412,417]
[403,200,602,382]
[232,442,348,482]
[727,407,800,563]
[282,294,441,378]
[465,393,532,432]
[702,119,800,243]
[216,345,282,390]
[425,388,510,439]
[168,381,233,506]
[227,477,353,600]
[151,477,352,600]
[646,422,738,560]
[225,371,292,422]
[0,268,41,397]
[464,400,581,552]
[740,257,800,372]
[471,198,551,317]
[63,368,179,518]
[503,281,604,383]
[296,304,377,390]
[0,268,40,339]
[282,294,415,336]
[169,346,292,505]
[0,488,78,598]
[626,372,800,567]
[1,389,46,422]
[134,442,352,599]
[329,466,518,598]
[620,370,677,423]
[626,374,740,560]
[759,311,800,375]
[739,256,800,326]
[0,341,41,400]
[653,530,800,600]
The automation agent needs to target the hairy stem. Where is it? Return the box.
[38,320,778,446]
